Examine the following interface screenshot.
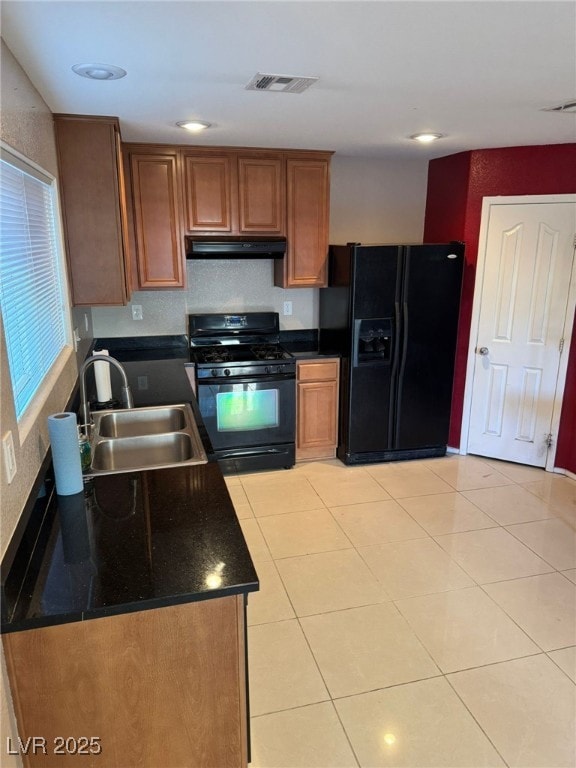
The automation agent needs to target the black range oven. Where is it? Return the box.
[189,312,296,474]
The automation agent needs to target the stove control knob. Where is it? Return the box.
[211,369,218,377]
[224,368,231,376]
[265,366,271,374]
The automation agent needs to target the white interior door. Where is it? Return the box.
[467,201,575,467]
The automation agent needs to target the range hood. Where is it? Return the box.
[186,236,286,259]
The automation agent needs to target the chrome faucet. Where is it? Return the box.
[79,354,134,430]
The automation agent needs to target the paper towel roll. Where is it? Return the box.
[48,413,83,495]
[94,349,112,402]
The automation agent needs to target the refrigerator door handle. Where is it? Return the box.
[394,301,410,444]
[352,318,362,367]
[389,300,402,446]
[390,301,402,382]
[401,301,409,376]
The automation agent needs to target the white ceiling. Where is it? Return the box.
[1,0,575,159]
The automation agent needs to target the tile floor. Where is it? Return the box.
[226,454,576,768]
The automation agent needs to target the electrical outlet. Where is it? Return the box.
[283,301,293,316]
[132,304,143,321]
[2,430,17,484]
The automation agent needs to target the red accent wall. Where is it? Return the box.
[423,144,576,471]
[557,313,576,471]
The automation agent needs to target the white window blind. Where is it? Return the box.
[0,148,68,420]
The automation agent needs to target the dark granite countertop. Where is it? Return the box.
[279,328,340,359]
[1,339,259,634]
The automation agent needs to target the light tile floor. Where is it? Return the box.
[226,454,576,768]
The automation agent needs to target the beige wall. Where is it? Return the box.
[329,154,427,244]
[91,153,428,337]
[0,39,80,766]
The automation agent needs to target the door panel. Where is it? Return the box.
[351,246,401,320]
[348,366,393,454]
[395,244,464,449]
[468,202,575,466]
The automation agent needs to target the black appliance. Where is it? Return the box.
[189,312,295,473]
[186,236,286,259]
[319,242,464,464]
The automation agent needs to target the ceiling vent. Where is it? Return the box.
[245,73,319,94]
[541,100,576,113]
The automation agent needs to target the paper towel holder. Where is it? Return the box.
[79,354,134,430]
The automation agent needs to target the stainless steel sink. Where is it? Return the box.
[85,403,208,476]
[91,433,196,472]
[96,406,186,438]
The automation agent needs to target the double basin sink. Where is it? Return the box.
[85,403,208,475]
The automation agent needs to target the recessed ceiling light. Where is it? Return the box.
[72,63,127,80]
[410,132,444,143]
[176,120,212,133]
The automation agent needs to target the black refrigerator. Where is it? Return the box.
[319,242,464,464]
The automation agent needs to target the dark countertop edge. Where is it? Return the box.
[291,350,341,360]
[2,581,259,635]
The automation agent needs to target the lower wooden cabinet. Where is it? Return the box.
[3,596,248,767]
[296,358,340,461]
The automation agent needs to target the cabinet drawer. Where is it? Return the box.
[297,360,339,382]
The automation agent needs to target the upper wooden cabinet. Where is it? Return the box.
[274,156,331,288]
[183,154,235,232]
[54,115,130,306]
[181,147,331,286]
[124,140,331,292]
[182,150,285,236]
[237,156,284,233]
[126,148,185,289]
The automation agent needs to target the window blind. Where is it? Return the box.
[0,149,68,420]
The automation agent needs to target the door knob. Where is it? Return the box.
[478,347,489,356]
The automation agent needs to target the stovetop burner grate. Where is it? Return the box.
[203,348,233,363]
[191,342,292,365]
[250,344,288,361]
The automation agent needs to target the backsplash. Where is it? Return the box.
[91,259,317,337]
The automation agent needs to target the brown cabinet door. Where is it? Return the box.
[183,154,235,232]
[238,156,284,233]
[296,359,339,460]
[54,116,129,306]
[275,158,330,288]
[3,597,248,768]
[130,152,185,288]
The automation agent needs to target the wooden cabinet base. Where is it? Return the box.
[3,597,247,767]
[296,359,340,462]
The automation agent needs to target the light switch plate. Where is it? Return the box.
[2,430,17,484]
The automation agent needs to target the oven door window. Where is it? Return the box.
[217,387,279,431]
[198,379,295,450]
